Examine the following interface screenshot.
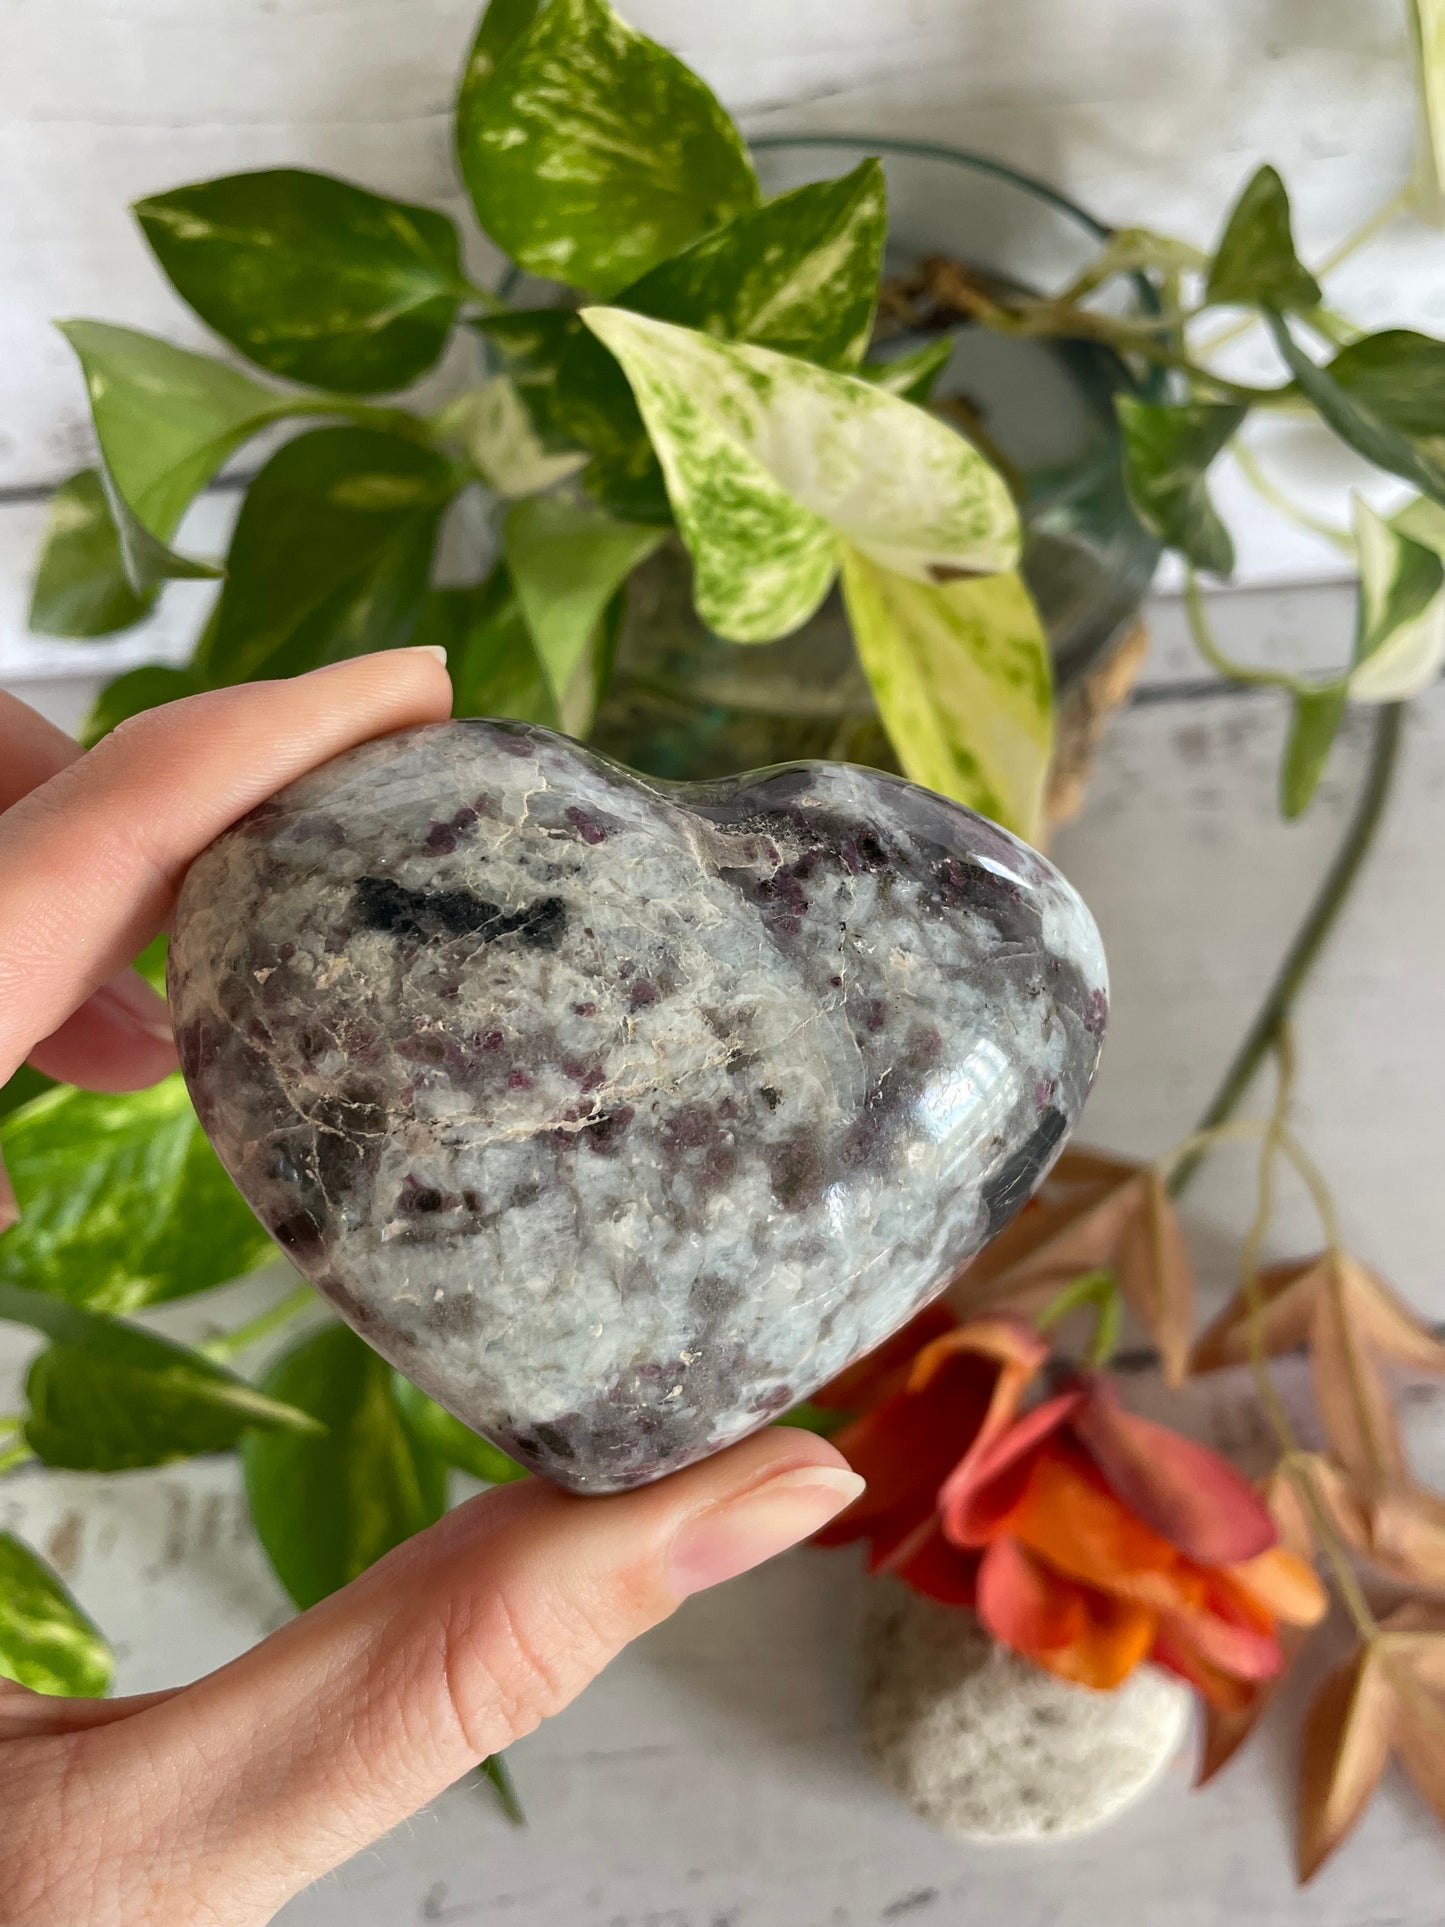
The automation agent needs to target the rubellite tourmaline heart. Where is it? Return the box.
[169,722,1107,1493]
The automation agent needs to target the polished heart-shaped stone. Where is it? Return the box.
[169,722,1106,1493]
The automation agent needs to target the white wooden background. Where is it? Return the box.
[5,1,1445,1920]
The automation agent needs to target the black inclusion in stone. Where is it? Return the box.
[355,877,566,949]
[978,1105,1069,1241]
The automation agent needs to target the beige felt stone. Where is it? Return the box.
[861,1583,1192,1842]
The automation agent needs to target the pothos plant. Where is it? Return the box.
[2,0,1444,1846]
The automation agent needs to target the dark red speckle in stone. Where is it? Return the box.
[506,1068,533,1091]
[574,1002,597,1017]
[565,805,608,845]
[477,1029,505,1052]
[629,980,658,1012]
[1083,987,1108,1037]
[1035,1078,1058,1109]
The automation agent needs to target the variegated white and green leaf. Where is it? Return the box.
[580,308,1019,642]
[437,376,586,497]
[1348,493,1445,700]
[504,496,664,730]
[456,0,758,298]
[618,160,887,370]
[840,548,1052,841]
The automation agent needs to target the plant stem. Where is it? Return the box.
[1182,572,1302,690]
[1170,701,1405,1197]
[0,1439,34,1476]
[1036,1268,1122,1367]
[1231,441,1355,553]
[202,1284,317,1363]
[1239,1034,1380,1643]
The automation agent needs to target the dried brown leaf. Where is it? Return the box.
[959,1149,1197,1377]
[1190,1259,1320,1374]
[1377,1607,1445,1824]
[956,1149,1141,1312]
[1306,1459,1445,1595]
[1191,1251,1442,1498]
[1114,1169,1194,1386]
[1310,1281,1409,1495]
[1335,1258,1445,1374]
[1297,1646,1395,1883]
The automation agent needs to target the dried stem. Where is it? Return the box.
[1241,1031,1381,1642]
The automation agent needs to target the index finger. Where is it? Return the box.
[0,648,451,1081]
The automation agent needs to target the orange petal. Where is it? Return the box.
[1071,1377,1278,1564]
[885,1517,983,1607]
[1158,1575,1282,1684]
[908,1313,1050,1394]
[1152,1627,1259,1715]
[990,1438,1186,1592]
[811,1299,957,1409]
[815,1342,1001,1551]
[978,1537,1156,1690]
[1227,1547,1327,1627]
[938,1389,1083,1546]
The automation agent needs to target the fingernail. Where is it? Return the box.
[408,644,449,666]
[91,971,175,1046]
[668,1465,865,1599]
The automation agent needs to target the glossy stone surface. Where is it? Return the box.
[169,722,1107,1493]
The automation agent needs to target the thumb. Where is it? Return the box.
[74,1429,861,1924]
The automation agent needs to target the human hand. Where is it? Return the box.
[0,653,862,1926]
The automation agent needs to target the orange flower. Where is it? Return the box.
[818,1307,1326,1704]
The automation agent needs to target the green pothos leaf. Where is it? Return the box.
[582,308,1019,643]
[457,0,759,298]
[134,171,466,394]
[415,571,557,727]
[0,1532,113,1697]
[391,1372,528,1484]
[1327,330,1445,444]
[80,664,208,748]
[1349,494,1445,699]
[0,1077,276,1313]
[504,495,663,729]
[1268,314,1445,508]
[1115,396,1246,576]
[436,376,586,497]
[1280,683,1348,819]
[57,321,299,590]
[27,468,155,639]
[863,335,956,404]
[840,548,1053,842]
[244,1323,447,1610]
[617,159,887,370]
[194,426,457,685]
[1204,165,1321,313]
[0,1283,322,1472]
